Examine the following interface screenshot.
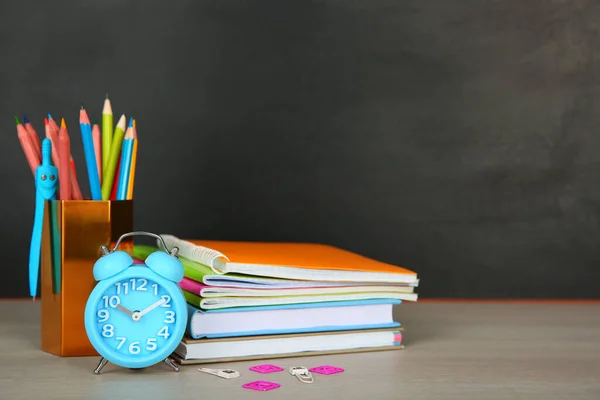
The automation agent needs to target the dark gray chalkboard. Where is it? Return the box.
[2,0,600,298]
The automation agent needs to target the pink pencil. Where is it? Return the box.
[44,117,60,168]
[16,116,40,175]
[23,116,42,162]
[48,114,74,165]
[58,118,72,200]
[92,123,101,184]
[47,115,83,199]
[47,114,60,134]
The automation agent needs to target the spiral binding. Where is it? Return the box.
[160,234,229,274]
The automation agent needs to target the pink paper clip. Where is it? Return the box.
[309,365,344,375]
[242,380,280,391]
[249,364,284,374]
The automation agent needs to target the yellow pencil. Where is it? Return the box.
[126,119,138,200]
[102,94,113,174]
[101,114,126,200]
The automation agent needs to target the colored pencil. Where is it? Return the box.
[50,115,79,175]
[47,114,60,134]
[70,169,83,200]
[101,114,126,200]
[16,116,40,175]
[47,114,67,172]
[102,95,113,176]
[44,115,61,169]
[58,118,71,200]
[126,119,138,200]
[50,200,61,294]
[23,115,42,161]
[110,157,120,201]
[92,122,102,185]
[46,116,83,200]
[17,97,139,205]
[116,120,134,200]
[79,105,102,200]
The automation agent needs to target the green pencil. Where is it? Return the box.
[101,114,126,200]
[102,94,113,179]
[50,201,61,294]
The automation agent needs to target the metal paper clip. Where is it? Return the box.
[197,368,240,379]
[289,366,314,384]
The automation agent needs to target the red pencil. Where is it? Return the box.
[44,116,60,168]
[16,116,40,175]
[47,114,60,133]
[23,115,41,162]
[58,118,71,200]
[110,157,121,200]
[47,115,83,200]
[92,123,101,185]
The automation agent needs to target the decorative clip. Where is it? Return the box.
[289,366,314,384]
[309,365,344,375]
[197,367,240,379]
[249,364,284,374]
[242,380,280,391]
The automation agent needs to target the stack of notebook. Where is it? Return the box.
[133,235,419,364]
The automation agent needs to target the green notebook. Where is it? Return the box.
[134,245,218,283]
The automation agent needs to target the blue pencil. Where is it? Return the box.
[80,105,102,200]
[116,118,134,200]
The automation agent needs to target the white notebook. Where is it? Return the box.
[185,290,418,310]
[184,299,401,339]
[203,275,419,289]
[175,328,404,363]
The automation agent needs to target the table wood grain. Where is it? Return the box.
[0,300,598,400]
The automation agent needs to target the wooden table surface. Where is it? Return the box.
[0,300,598,400]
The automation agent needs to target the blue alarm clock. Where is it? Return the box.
[84,231,187,374]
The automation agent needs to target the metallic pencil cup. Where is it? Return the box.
[40,199,133,357]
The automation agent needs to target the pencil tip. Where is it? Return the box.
[106,93,109,99]
[128,117,133,127]
[61,118,66,128]
[47,113,52,120]
[80,103,85,110]
[23,114,29,123]
[14,115,20,125]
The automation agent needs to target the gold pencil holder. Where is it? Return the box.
[40,199,134,357]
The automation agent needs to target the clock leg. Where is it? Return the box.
[163,357,180,372]
[94,357,109,374]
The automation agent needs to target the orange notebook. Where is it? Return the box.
[160,235,418,284]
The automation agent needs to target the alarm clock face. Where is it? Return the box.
[85,267,187,369]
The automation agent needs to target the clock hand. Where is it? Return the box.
[115,304,134,317]
[116,304,144,321]
[137,298,167,318]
